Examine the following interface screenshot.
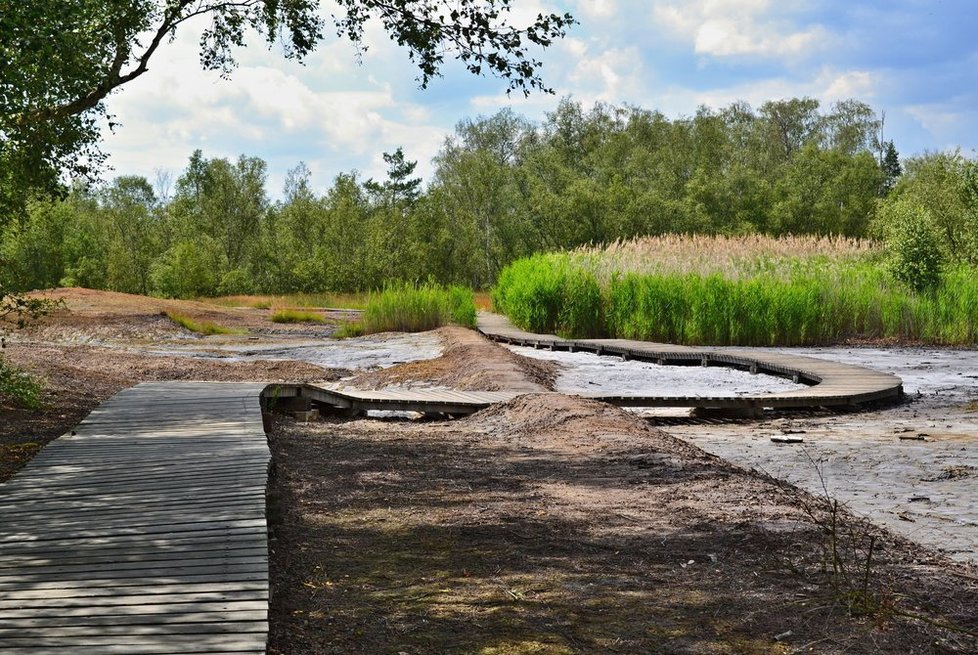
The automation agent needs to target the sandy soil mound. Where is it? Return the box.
[348,326,559,392]
[268,392,978,654]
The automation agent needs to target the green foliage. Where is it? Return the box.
[0,286,60,330]
[270,309,325,324]
[883,150,978,264]
[364,148,422,206]
[0,97,938,300]
[0,357,43,409]
[494,242,978,346]
[879,141,901,196]
[0,283,59,409]
[164,311,241,336]
[150,239,224,299]
[491,254,570,335]
[877,201,945,292]
[362,282,476,334]
[1,1,572,225]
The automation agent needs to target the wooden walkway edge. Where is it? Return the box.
[0,382,270,655]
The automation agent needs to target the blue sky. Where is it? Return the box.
[101,0,978,198]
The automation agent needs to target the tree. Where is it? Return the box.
[879,141,901,196]
[365,148,423,207]
[433,110,536,285]
[824,99,879,155]
[759,97,822,163]
[876,200,945,292]
[100,176,160,294]
[0,0,575,224]
[886,150,977,263]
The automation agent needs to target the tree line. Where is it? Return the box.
[3,96,975,297]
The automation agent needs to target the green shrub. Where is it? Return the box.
[879,201,945,293]
[270,309,325,324]
[362,282,476,334]
[491,254,562,334]
[0,357,42,409]
[150,239,223,299]
[558,267,604,338]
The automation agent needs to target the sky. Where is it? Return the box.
[100,0,978,198]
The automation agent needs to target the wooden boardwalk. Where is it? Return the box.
[271,313,903,416]
[0,382,270,655]
[477,312,904,409]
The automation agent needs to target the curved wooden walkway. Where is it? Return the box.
[0,382,270,655]
[272,313,903,416]
[477,312,904,410]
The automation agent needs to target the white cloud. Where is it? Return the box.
[576,0,618,20]
[905,101,978,153]
[652,0,832,59]
[90,0,975,195]
[99,19,451,196]
[657,67,880,114]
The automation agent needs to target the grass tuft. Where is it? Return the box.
[332,320,365,339]
[0,357,43,409]
[362,282,477,334]
[270,309,325,324]
[165,311,242,336]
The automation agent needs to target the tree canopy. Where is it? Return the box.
[2,96,926,296]
[0,0,575,221]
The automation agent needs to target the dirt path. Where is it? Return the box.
[267,394,978,654]
[348,326,559,392]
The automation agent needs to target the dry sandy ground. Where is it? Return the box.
[3,289,978,653]
[0,289,348,481]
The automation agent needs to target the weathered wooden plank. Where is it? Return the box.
[0,382,270,652]
[0,528,266,556]
[0,471,269,497]
[0,552,267,577]
[0,519,268,546]
[0,588,266,609]
[0,581,267,601]
[0,571,268,592]
[1,599,268,620]
[0,608,267,629]
[0,639,266,655]
[0,621,268,638]
[0,493,266,520]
